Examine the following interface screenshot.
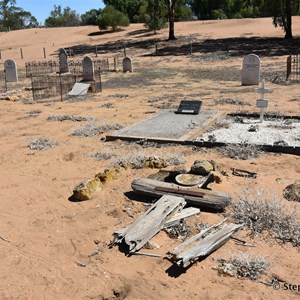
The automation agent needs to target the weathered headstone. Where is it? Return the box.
[123,57,133,72]
[242,54,260,85]
[4,59,18,82]
[175,100,202,115]
[82,56,95,81]
[59,48,69,73]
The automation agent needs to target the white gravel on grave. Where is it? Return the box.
[198,118,300,147]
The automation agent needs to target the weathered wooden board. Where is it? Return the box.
[163,207,201,228]
[112,195,186,253]
[172,223,243,268]
[131,178,231,211]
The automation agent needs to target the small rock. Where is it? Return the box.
[144,156,168,169]
[190,159,214,175]
[73,177,103,201]
[95,167,122,183]
[274,140,289,146]
[283,182,300,202]
[143,241,160,250]
[248,125,259,132]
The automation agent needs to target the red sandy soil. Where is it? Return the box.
[0,18,299,299]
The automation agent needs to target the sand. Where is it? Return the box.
[0,18,300,299]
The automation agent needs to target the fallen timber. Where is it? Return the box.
[112,195,186,253]
[170,222,243,268]
[131,178,231,211]
[163,207,201,228]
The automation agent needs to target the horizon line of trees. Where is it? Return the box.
[1,1,300,39]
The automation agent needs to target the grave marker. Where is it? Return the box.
[242,54,260,85]
[59,48,69,73]
[68,82,90,97]
[4,59,18,82]
[175,100,202,115]
[123,57,133,72]
[82,56,95,81]
[254,79,273,122]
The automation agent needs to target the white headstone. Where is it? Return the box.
[242,54,260,85]
[82,56,94,81]
[123,57,133,72]
[59,48,69,73]
[4,59,18,82]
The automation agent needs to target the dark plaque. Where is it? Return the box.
[175,100,202,115]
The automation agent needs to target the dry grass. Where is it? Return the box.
[111,152,146,169]
[218,143,263,160]
[47,114,94,122]
[72,123,123,137]
[90,150,116,161]
[27,137,57,150]
[215,98,251,106]
[231,189,300,247]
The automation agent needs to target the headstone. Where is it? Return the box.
[68,83,90,97]
[82,56,95,81]
[242,54,260,85]
[175,100,202,115]
[254,79,273,122]
[123,57,133,72]
[4,59,18,82]
[59,48,69,73]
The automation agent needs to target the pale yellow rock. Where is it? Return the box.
[190,159,214,175]
[73,177,103,201]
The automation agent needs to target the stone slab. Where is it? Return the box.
[68,83,90,96]
[175,100,202,115]
[106,110,224,142]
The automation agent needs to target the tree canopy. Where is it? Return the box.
[0,0,38,31]
[45,5,80,27]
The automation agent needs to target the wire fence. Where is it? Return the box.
[287,54,300,81]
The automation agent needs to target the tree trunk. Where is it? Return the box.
[284,0,293,39]
[167,0,176,40]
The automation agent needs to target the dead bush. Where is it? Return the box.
[27,137,57,150]
[90,150,116,160]
[72,123,123,137]
[47,115,94,122]
[218,143,263,160]
[231,189,300,247]
[215,253,270,280]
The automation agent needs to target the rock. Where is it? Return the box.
[73,177,103,201]
[283,182,300,202]
[144,156,168,169]
[95,167,123,183]
[211,171,223,183]
[190,159,214,175]
[1,95,19,101]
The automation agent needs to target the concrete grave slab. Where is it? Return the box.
[68,83,90,96]
[106,110,225,143]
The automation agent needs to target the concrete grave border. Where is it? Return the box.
[106,112,300,156]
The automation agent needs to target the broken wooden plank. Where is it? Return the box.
[112,195,186,253]
[131,178,231,211]
[163,207,201,228]
[171,218,227,254]
[172,223,243,268]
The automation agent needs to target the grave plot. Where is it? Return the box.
[106,110,225,143]
[197,115,300,147]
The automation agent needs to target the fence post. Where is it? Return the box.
[20,48,23,59]
[59,73,63,102]
[189,40,193,56]
[98,68,102,92]
[0,50,2,60]
[30,74,34,101]
[155,44,158,56]
[95,46,98,57]
[123,43,127,57]
[43,47,46,59]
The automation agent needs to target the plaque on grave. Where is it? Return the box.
[175,100,202,115]
[256,99,268,108]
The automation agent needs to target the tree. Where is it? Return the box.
[97,5,130,31]
[81,9,102,25]
[0,0,38,30]
[144,0,167,34]
[103,0,146,22]
[45,5,80,27]
[165,0,178,40]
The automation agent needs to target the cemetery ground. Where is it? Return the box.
[0,18,300,299]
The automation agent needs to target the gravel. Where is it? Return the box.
[199,117,300,147]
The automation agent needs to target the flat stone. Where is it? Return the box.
[68,83,90,96]
[107,110,222,142]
